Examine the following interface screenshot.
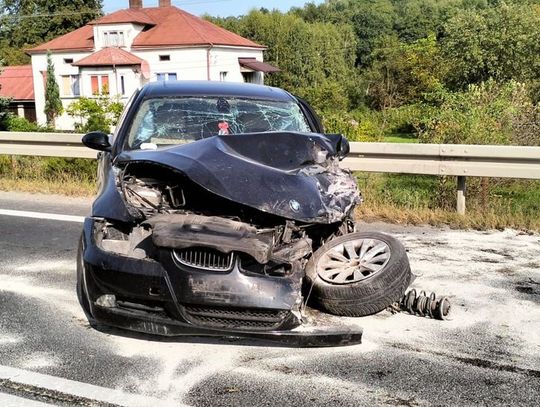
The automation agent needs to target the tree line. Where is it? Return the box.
[1,0,540,145]
[207,0,540,145]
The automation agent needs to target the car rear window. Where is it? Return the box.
[127,97,312,149]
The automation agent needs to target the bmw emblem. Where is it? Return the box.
[289,199,301,212]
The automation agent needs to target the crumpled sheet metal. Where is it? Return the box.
[117,132,360,224]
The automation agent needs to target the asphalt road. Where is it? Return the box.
[0,191,539,406]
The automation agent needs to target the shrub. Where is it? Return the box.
[4,115,51,132]
[413,80,533,145]
[67,94,124,133]
[322,111,381,141]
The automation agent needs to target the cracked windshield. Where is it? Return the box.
[128,97,311,149]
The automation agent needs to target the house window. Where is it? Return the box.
[156,72,177,81]
[120,75,126,95]
[103,31,125,47]
[220,71,228,82]
[90,75,109,95]
[64,58,73,64]
[61,75,80,96]
[242,72,255,84]
[159,55,170,61]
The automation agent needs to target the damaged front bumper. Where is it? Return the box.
[91,304,363,347]
[81,218,362,347]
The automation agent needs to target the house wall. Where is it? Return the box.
[7,102,36,122]
[208,47,264,83]
[31,46,265,130]
[131,46,263,83]
[31,51,90,129]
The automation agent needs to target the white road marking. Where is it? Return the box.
[0,365,184,407]
[0,209,84,223]
[0,393,52,406]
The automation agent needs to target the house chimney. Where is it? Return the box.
[129,0,143,9]
[159,0,171,7]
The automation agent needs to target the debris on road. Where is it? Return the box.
[395,289,452,320]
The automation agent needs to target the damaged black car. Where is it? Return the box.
[78,81,412,347]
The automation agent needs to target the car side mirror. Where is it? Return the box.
[325,134,350,161]
[82,131,111,152]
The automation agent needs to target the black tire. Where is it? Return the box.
[305,232,412,317]
[76,234,95,323]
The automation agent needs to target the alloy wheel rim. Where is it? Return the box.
[317,238,391,284]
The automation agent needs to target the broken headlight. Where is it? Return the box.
[124,178,163,209]
[122,175,186,213]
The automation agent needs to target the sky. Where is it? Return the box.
[104,0,323,17]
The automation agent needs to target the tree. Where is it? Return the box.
[441,2,540,88]
[44,52,62,127]
[209,10,358,112]
[0,0,102,65]
[364,34,447,110]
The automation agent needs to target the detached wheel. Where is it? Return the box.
[305,232,411,317]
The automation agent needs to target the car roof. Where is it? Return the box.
[140,80,295,101]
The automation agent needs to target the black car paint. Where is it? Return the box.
[80,81,362,346]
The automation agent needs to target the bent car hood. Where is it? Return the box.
[116,132,360,224]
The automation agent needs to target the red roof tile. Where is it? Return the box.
[89,8,156,26]
[131,7,264,49]
[28,25,94,53]
[28,6,263,53]
[73,47,145,67]
[0,65,35,101]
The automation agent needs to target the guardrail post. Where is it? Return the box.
[457,176,466,215]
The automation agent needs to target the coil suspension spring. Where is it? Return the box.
[400,289,451,320]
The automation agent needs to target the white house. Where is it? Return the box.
[26,0,278,130]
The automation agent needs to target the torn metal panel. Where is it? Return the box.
[116,132,360,224]
[144,214,275,264]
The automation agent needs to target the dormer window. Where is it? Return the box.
[103,31,125,47]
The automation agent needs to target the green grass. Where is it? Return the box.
[382,133,419,143]
[356,173,540,230]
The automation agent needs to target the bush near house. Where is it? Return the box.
[3,115,51,132]
[67,93,124,134]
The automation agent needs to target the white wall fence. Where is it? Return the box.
[1,132,539,214]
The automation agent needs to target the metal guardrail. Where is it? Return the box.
[0,132,97,159]
[1,131,539,214]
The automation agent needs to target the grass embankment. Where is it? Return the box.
[356,173,540,231]
[1,155,539,231]
[0,156,97,197]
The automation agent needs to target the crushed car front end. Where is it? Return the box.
[79,147,362,346]
[78,82,368,346]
